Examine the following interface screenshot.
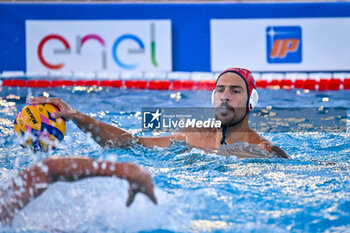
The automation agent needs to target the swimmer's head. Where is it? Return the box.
[213,68,259,126]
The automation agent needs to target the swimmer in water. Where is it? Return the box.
[0,157,157,225]
[28,67,289,159]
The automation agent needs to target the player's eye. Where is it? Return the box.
[216,87,224,92]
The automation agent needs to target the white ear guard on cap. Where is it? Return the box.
[248,88,259,111]
[211,89,215,105]
[211,88,259,111]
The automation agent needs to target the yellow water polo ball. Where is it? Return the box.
[14,103,66,151]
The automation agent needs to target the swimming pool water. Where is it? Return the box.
[0,86,349,232]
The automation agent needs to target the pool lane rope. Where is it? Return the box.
[1,78,350,90]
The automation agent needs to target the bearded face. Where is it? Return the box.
[213,73,248,126]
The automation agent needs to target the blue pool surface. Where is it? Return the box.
[0,86,349,232]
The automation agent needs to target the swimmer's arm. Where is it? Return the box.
[72,111,136,148]
[138,129,203,149]
[68,109,189,148]
[44,157,157,206]
[137,133,188,148]
[28,97,132,148]
[68,111,183,148]
[28,97,180,148]
[0,157,157,225]
[59,110,178,148]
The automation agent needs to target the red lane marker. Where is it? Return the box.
[51,80,75,87]
[99,80,123,88]
[124,80,147,89]
[171,80,195,90]
[343,78,350,90]
[294,79,305,89]
[328,78,341,90]
[304,79,317,90]
[1,78,348,91]
[2,79,27,87]
[318,79,329,91]
[280,79,293,89]
[148,80,171,90]
[194,80,216,90]
[268,79,281,88]
[75,80,99,86]
[256,80,268,88]
[27,80,51,88]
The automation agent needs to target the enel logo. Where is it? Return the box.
[266,26,302,63]
[37,24,158,70]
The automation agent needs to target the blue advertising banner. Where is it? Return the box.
[1,2,350,72]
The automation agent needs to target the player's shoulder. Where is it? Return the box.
[258,141,290,159]
[251,130,290,159]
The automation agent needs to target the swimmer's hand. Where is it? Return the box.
[27,96,77,120]
[125,166,158,207]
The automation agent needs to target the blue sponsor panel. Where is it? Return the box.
[1,3,350,72]
[266,26,302,64]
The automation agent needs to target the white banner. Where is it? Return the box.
[26,20,172,72]
[211,18,350,72]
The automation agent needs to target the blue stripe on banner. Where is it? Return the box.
[2,3,350,72]
[41,123,64,140]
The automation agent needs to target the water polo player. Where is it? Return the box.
[28,67,289,159]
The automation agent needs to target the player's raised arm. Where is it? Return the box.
[28,96,131,147]
[28,96,175,148]
[0,157,157,225]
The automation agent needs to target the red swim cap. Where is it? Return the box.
[215,67,258,112]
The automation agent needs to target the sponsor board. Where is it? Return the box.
[211,18,350,72]
[26,20,172,72]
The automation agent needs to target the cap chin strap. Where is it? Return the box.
[220,126,228,145]
[220,113,247,145]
